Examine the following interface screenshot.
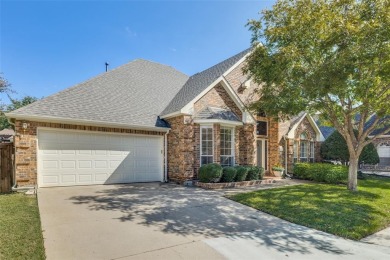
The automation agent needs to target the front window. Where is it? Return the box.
[201,126,213,165]
[310,141,315,162]
[300,141,308,162]
[256,121,268,136]
[220,127,234,166]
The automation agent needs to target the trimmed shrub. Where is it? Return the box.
[198,163,223,183]
[293,163,312,180]
[234,166,249,182]
[293,163,348,184]
[246,166,264,181]
[221,167,237,182]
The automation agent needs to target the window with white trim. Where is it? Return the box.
[299,133,309,162]
[200,126,213,165]
[293,141,298,163]
[220,127,234,166]
[310,141,315,163]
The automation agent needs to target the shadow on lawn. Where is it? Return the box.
[69,183,351,256]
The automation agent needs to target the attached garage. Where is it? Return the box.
[38,129,164,187]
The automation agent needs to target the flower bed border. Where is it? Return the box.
[195,178,276,189]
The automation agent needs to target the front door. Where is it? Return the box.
[257,139,268,170]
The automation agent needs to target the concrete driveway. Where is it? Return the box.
[38,183,390,260]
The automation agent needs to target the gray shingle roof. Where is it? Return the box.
[160,48,251,116]
[194,107,240,122]
[9,60,189,129]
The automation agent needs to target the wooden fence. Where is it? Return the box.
[0,143,14,193]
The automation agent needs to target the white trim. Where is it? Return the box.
[6,113,170,132]
[287,113,325,141]
[36,126,164,138]
[164,131,169,182]
[220,77,246,112]
[200,125,214,166]
[222,52,252,77]
[194,119,243,127]
[220,126,235,167]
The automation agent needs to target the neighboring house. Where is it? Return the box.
[278,112,325,173]
[317,116,390,168]
[6,49,286,187]
[0,128,15,143]
[367,116,390,167]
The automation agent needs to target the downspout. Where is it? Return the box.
[283,135,288,173]
[164,130,170,182]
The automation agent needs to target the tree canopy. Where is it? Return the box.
[244,0,390,190]
[0,96,39,129]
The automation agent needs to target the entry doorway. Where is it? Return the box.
[257,139,268,170]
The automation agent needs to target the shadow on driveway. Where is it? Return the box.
[68,183,350,256]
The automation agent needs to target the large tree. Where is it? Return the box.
[244,0,390,191]
[0,96,39,129]
[0,74,12,97]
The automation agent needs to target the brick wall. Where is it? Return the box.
[238,124,256,165]
[224,61,259,105]
[165,116,195,183]
[268,118,280,175]
[14,120,164,186]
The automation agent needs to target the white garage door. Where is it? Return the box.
[38,129,164,187]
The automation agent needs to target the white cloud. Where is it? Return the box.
[125,26,137,37]
[169,48,177,52]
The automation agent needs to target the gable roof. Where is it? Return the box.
[317,114,390,139]
[0,128,15,136]
[7,60,189,130]
[285,112,325,141]
[160,48,251,117]
[319,126,336,139]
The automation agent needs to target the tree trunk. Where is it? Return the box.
[348,157,359,191]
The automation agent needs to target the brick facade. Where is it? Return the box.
[14,120,164,186]
[14,59,284,185]
[280,117,322,173]
[165,65,281,182]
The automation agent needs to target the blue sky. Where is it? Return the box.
[0,0,274,104]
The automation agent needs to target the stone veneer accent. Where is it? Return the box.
[14,120,164,186]
[195,178,276,189]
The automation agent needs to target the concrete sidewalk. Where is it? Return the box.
[38,183,390,260]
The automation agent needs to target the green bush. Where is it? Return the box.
[246,166,264,180]
[198,163,223,183]
[234,166,249,182]
[221,167,237,182]
[293,163,348,184]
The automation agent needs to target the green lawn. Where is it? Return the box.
[0,193,45,259]
[230,175,390,240]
